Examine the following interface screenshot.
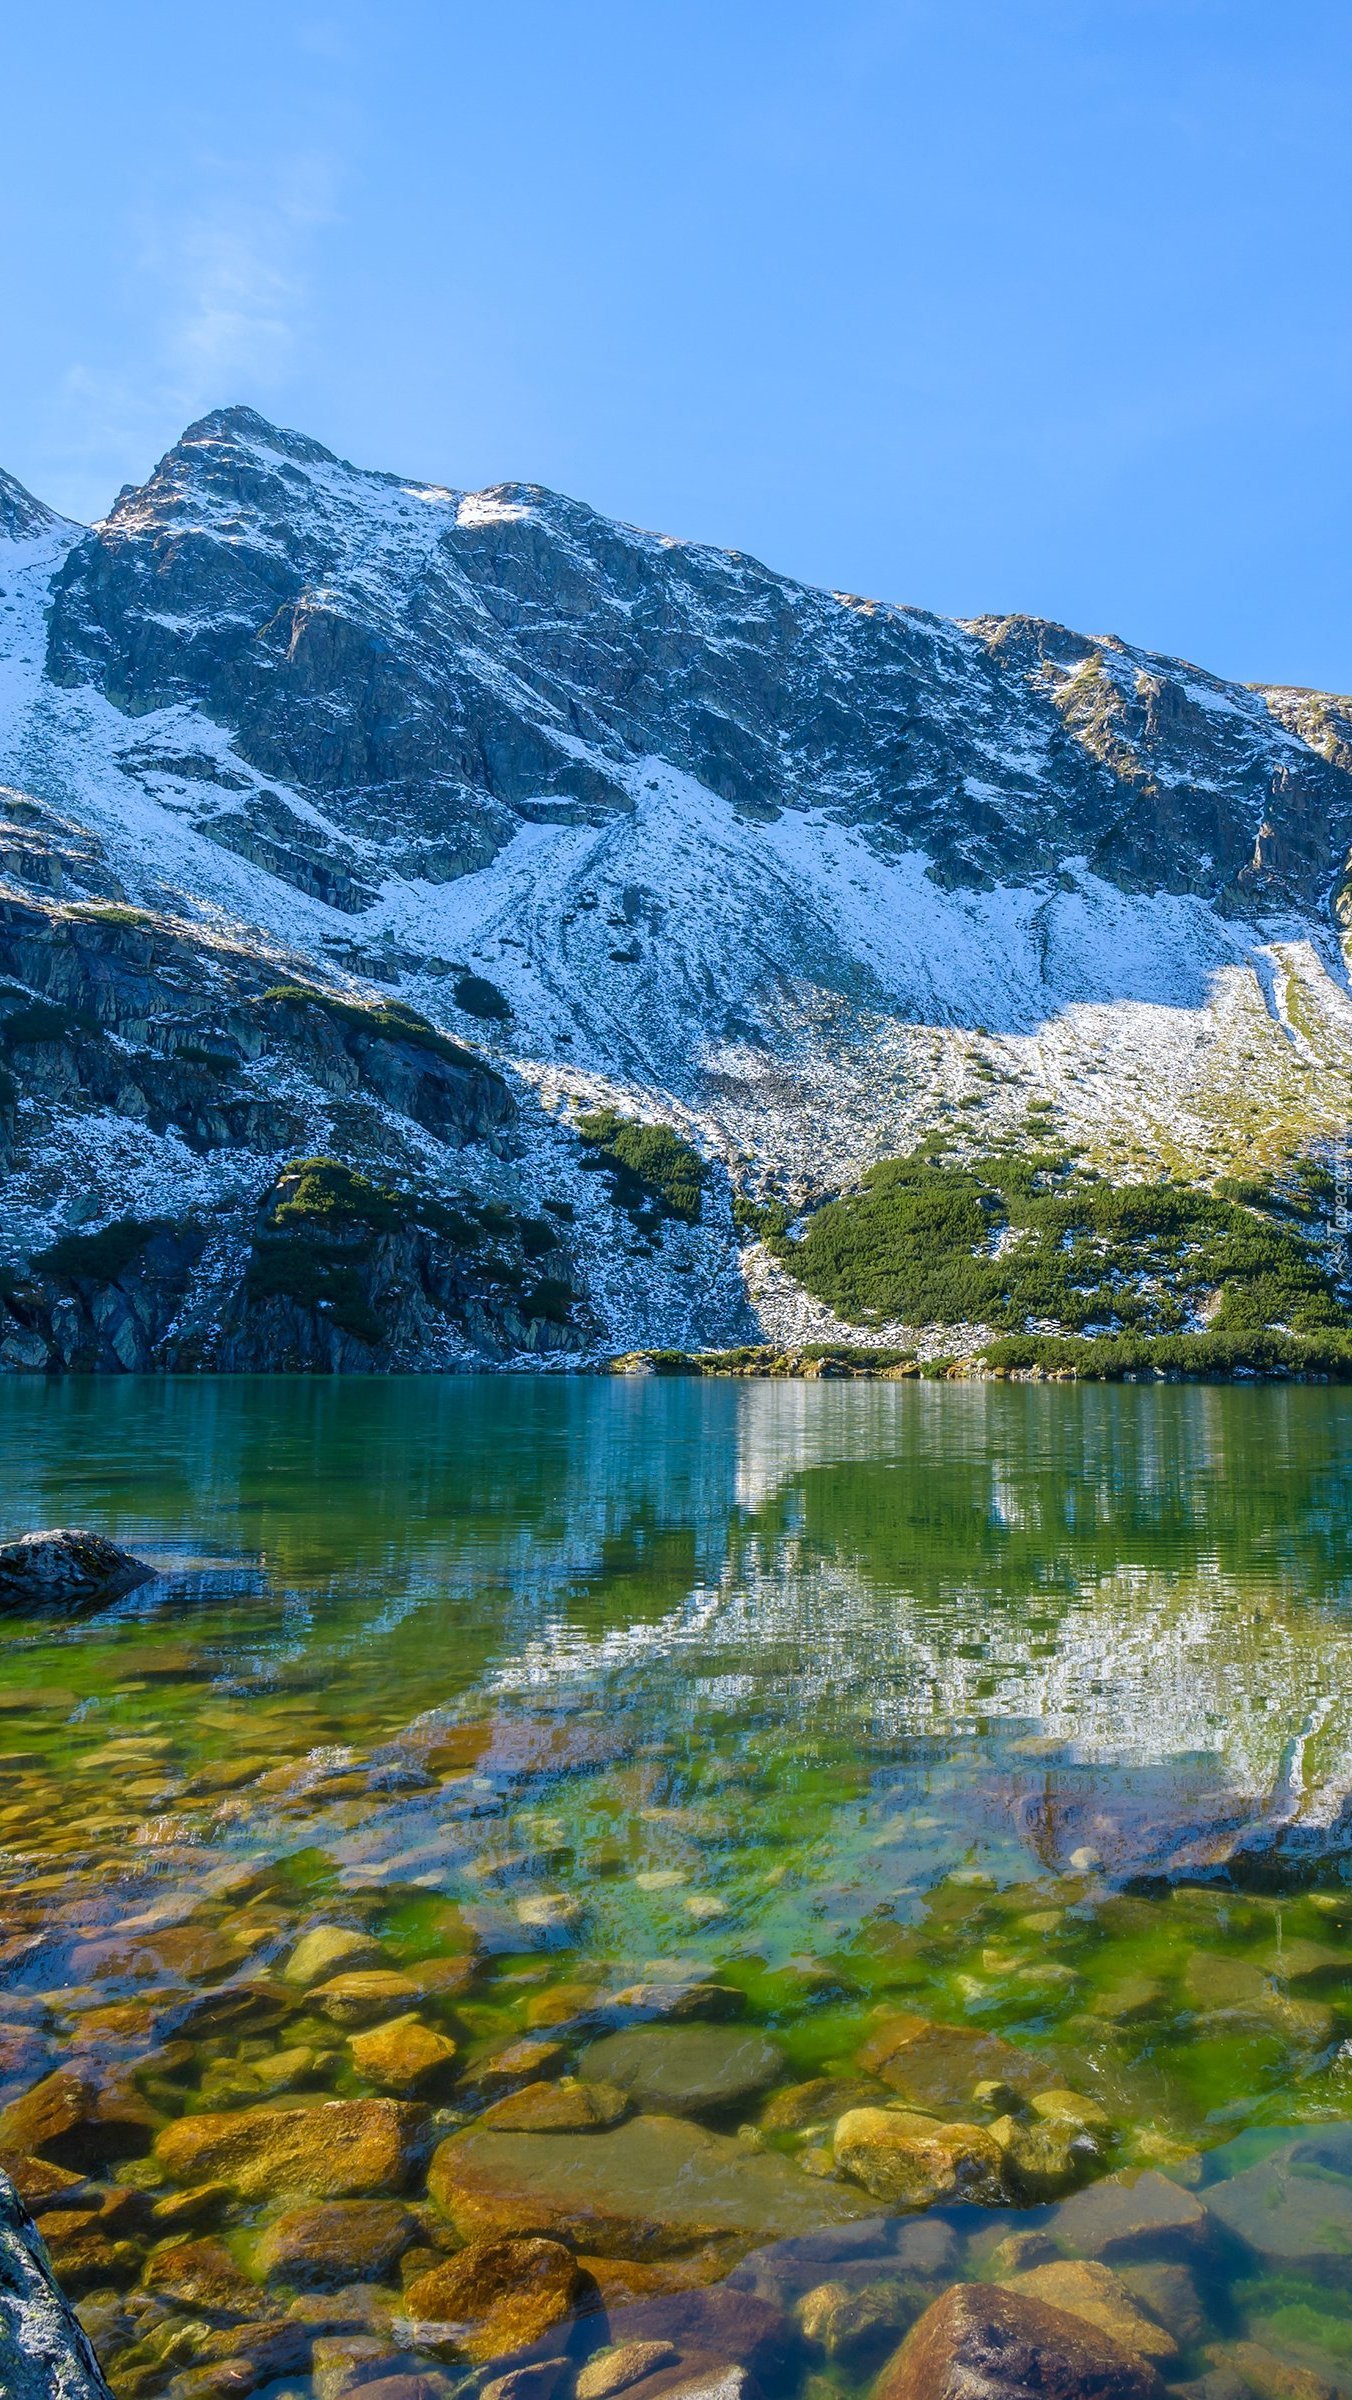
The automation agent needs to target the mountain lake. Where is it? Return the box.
[0,1377,1349,2397]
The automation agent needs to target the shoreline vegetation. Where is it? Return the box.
[618,1142,1352,1381]
[608,1333,1352,1382]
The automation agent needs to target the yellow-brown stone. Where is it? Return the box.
[400,2234,593,2363]
[155,2098,426,2201]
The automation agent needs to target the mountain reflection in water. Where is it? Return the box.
[0,1376,1348,1899]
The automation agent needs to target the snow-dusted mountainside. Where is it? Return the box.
[1,404,1351,1368]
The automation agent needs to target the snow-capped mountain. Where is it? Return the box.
[0,405,1350,1368]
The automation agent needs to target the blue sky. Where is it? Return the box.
[3,1,1348,688]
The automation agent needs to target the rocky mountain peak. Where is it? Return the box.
[1,406,1352,1373]
[28,408,1352,919]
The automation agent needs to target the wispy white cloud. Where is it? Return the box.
[41,154,338,521]
[152,152,337,403]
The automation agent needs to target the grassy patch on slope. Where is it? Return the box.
[249,1157,574,1341]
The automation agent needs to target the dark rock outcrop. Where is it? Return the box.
[0,1529,152,1610]
[0,893,585,1371]
[0,2169,113,2398]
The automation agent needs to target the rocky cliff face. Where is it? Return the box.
[1,406,1351,1366]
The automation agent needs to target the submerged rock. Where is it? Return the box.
[1203,2337,1338,2400]
[311,1969,427,2026]
[600,1985,746,2025]
[347,2014,458,2094]
[142,2235,259,2317]
[1047,2170,1210,2263]
[283,1926,387,1988]
[602,2285,796,2383]
[1204,2142,1352,2283]
[400,2233,596,2363]
[576,2341,680,2399]
[427,2113,873,2258]
[1001,2262,1178,2361]
[0,2169,113,2397]
[0,1529,152,1612]
[873,2280,1164,2400]
[476,2077,631,2132]
[856,2020,1055,2114]
[253,2198,418,2288]
[832,2109,1006,2209]
[759,2077,887,2134]
[991,2113,1106,2202]
[155,2098,427,2200]
[578,2027,783,2118]
[0,2067,157,2172]
[796,2274,930,2371]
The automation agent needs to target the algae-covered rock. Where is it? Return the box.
[796,2276,929,2370]
[599,1984,746,2024]
[462,2039,569,2101]
[348,2015,458,2094]
[480,2361,570,2400]
[1203,2339,1337,2400]
[576,2341,679,2399]
[427,2114,872,2258]
[991,2113,1105,2202]
[1002,2261,1178,2361]
[476,2077,630,2132]
[283,1926,386,1988]
[311,1970,427,2027]
[0,2068,157,2172]
[142,2235,259,2317]
[832,2108,1007,2208]
[253,2199,418,2289]
[856,2021,1052,2114]
[759,2077,886,2134]
[155,2098,427,2200]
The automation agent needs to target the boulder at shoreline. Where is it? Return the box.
[0,1528,153,1612]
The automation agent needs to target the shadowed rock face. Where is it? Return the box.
[43,409,1352,909]
[0,895,586,1373]
[0,2171,113,2398]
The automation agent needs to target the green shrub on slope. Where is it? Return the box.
[576,1108,707,1225]
[772,1148,1343,1337]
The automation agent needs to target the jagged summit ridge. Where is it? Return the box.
[41,405,1352,910]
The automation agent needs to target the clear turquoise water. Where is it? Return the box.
[0,1379,1349,2392]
